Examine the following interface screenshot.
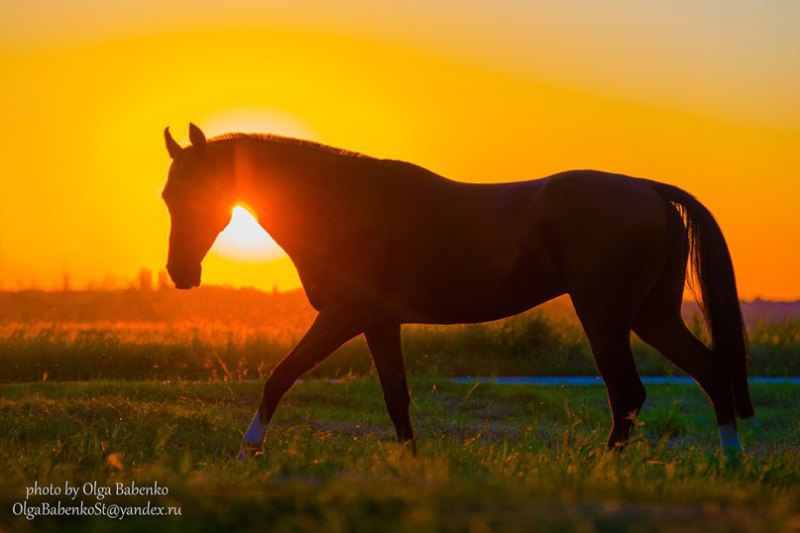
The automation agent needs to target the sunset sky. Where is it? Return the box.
[1,1,798,299]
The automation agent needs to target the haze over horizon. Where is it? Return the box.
[1,1,799,299]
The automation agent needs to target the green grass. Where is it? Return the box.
[1,379,798,531]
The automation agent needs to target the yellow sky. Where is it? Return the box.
[1,1,799,298]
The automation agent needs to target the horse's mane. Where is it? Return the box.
[210,133,371,159]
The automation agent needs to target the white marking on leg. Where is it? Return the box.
[244,408,267,444]
[719,421,743,452]
[237,408,267,461]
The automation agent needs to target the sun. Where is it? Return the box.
[210,205,284,261]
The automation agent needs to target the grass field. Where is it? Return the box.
[1,378,799,531]
[2,289,798,530]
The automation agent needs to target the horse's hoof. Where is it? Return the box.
[403,440,418,457]
[236,444,264,462]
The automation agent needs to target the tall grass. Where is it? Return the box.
[1,314,797,381]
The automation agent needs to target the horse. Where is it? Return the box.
[161,123,754,459]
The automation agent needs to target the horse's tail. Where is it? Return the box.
[650,181,754,419]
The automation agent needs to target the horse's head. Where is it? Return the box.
[162,124,234,289]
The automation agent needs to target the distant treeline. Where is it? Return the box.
[2,286,798,327]
[0,287,316,328]
[0,288,797,380]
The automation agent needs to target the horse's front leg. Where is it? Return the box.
[238,307,361,460]
[365,324,416,455]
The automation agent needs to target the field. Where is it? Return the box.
[1,379,799,531]
[1,288,799,530]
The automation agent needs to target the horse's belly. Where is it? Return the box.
[411,291,561,325]
[395,259,564,324]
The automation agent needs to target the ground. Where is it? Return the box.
[1,379,798,531]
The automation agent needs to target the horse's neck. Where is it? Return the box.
[230,140,339,255]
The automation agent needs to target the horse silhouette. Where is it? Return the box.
[162,123,753,459]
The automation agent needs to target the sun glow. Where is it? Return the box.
[210,205,284,262]
[1,15,798,297]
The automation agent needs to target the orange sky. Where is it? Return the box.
[1,1,798,299]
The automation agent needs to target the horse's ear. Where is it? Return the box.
[188,123,206,150]
[164,127,182,159]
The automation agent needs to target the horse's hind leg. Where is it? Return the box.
[238,308,361,460]
[571,296,646,449]
[630,219,741,450]
[633,291,740,450]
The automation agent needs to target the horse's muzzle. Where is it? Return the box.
[173,279,200,290]
[167,263,201,290]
